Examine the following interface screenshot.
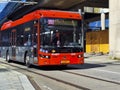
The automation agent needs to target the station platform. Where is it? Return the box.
[0,64,35,90]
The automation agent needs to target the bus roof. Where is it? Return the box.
[1,10,82,30]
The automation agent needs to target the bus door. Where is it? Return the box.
[11,29,16,60]
[32,21,38,64]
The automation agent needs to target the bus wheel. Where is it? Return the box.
[6,52,10,63]
[25,53,31,68]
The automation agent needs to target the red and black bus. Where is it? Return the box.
[0,10,84,67]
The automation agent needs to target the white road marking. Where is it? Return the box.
[43,85,53,90]
[92,69,120,75]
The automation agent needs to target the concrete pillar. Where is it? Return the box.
[101,12,105,30]
[109,0,120,59]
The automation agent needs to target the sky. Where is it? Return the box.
[0,1,8,12]
[0,0,26,12]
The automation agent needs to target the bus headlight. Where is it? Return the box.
[46,55,50,59]
[40,54,50,59]
[78,54,82,58]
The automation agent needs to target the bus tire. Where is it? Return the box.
[25,53,31,68]
[6,51,10,63]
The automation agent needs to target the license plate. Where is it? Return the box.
[61,60,70,64]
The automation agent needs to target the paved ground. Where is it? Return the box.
[84,54,120,83]
[0,64,35,90]
[0,54,120,90]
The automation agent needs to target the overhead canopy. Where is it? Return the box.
[38,0,85,9]
[0,0,108,25]
[0,2,22,25]
[37,0,108,10]
[7,0,86,20]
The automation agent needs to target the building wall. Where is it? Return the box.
[86,30,109,54]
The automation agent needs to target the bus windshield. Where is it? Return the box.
[40,18,82,50]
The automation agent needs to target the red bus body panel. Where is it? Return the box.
[1,10,82,30]
[38,52,84,66]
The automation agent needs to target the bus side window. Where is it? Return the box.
[16,26,24,46]
[17,35,24,46]
[24,34,32,46]
[1,31,9,46]
[23,22,33,46]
